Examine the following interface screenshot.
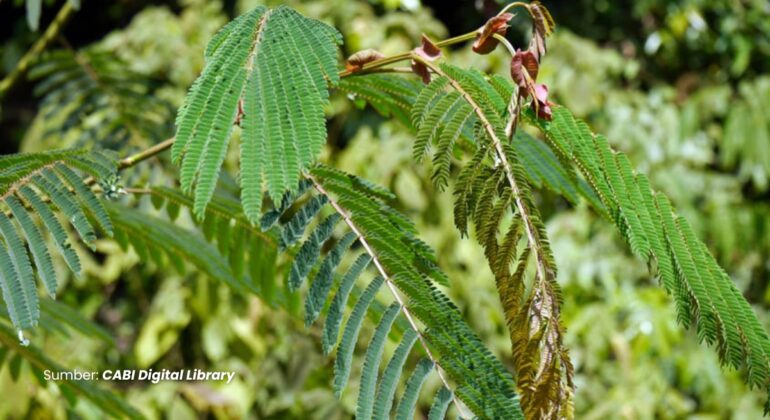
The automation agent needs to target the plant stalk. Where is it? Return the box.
[337,31,478,78]
[0,2,76,100]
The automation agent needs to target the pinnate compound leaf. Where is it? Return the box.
[173,5,342,221]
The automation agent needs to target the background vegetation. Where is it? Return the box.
[1,0,769,418]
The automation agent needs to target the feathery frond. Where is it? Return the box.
[341,66,583,416]
[29,49,173,149]
[406,63,574,417]
[0,149,116,341]
[528,105,770,409]
[257,166,525,418]
[172,5,343,221]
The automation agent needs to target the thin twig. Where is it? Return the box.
[497,1,530,16]
[118,137,175,169]
[0,2,76,100]
[492,33,517,56]
[337,32,477,78]
[121,187,152,195]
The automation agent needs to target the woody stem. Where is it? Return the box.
[338,32,478,78]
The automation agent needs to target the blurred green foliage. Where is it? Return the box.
[1,0,769,418]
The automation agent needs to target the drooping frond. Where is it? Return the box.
[404,64,574,417]
[172,5,343,221]
[0,149,116,340]
[29,49,173,149]
[528,105,770,409]
[255,166,525,419]
[340,67,578,416]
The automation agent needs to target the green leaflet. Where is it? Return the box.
[322,253,371,354]
[411,76,450,128]
[240,46,267,223]
[0,149,106,188]
[453,147,488,237]
[0,213,38,332]
[53,164,112,236]
[413,91,465,162]
[514,130,585,206]
[34,173,96,246]
[0,233,34,332]
[279,195,328,250]
[394,358,434,420]
[174,9,261,167]
[428,387,454,420]
[178,10,257,215]
[19,186,81,276]
[304,232,357,327]
[173,5,342,220]
[259,179,313,231]
[372,328,418,420]
[288,214,340,291]
[5,197,56,297]
[461,66,507,114]
[204,11,248,60]
[432,103,474,190]
[333,275,384,397]
[356,302,401,420]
